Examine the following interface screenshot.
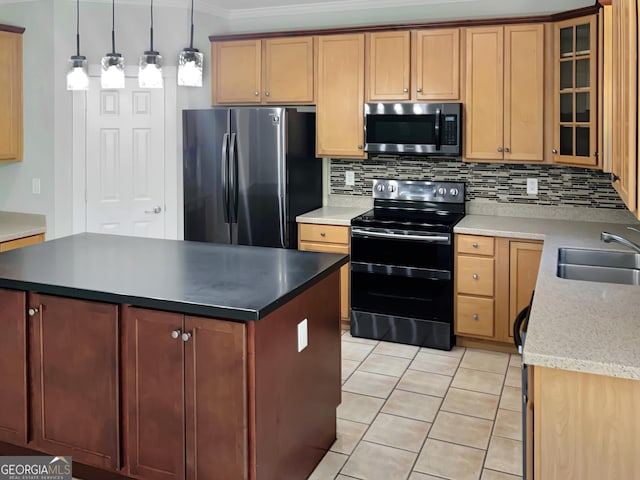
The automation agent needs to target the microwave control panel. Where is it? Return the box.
[443,116,458,145]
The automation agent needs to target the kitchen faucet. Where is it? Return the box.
[600,228,640,254]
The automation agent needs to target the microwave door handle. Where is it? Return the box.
[434,107,442,151]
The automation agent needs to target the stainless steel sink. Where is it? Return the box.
[557,248,640,285]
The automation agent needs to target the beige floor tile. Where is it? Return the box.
[460,349,510,374]
[397,369,452,397]
[342,370,398,399]
[331,418,368,455]
[382,389,442,423]
[409,351,460,376]
[359,353,411,377]
[342,341,376,362]
[493,409,522,441]
[408,473,447,480]
[414,438,485,480]
[341,441,416,480]
[485,436,523,477]
[452,367,505,395]
[481,469,522,480]
[373,341,420,359]
[343,334,380,346]
[308,451,349,480]
[499,386,521,413]
[363,413,431,452]
[441,387,499,420]
[342,359,360,383]
[428,411,493,449]
[504,366,521,388]
[421,345,466,358]
[337,391,385,424]
[509,354,521,368]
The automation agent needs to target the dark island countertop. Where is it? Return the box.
[0,233,348,321]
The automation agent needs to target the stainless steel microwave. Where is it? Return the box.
[364,102,462,156]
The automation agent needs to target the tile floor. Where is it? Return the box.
[309,332,523,480]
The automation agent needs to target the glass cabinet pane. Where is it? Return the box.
[576,93,589,122]
[576,127,589,156]
[576,59,590,88]
[560,61,573,90]
[560,93,573,122]
[560,126,573,155]
[576,24,590,54]
[560,27,574,57]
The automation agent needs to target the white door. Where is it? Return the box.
[86,76,166,238]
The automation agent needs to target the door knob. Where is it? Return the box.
[403,88,409,93]
[145,206,162,214]
[504,147,510,153]
[28,307,39,317]
[552,148,558,154]
[170,329,181,339]
[265,91,270,96]
[472,242,479,248]
[416,88,422,93]
[254,91,260,96]
[182,332,192,342]
[472,314,479,320]
[497,147,503,153]
[472,273,479,280]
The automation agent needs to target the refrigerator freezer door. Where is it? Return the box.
[230,108,287,248]
[183,109,232,244]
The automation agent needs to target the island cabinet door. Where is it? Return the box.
[28,294,120,471]
[0,288,27,446]
[184,316,247,480]
[123,307,186,480]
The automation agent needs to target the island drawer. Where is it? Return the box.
[457,234,495,256]
[457,256,495,296]
[299,223,349,244]
[456,295,494,337]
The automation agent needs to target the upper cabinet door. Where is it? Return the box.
[552,16,599,167]
[212,40,262,104]
[465,27,504,160]
[504,24,544,162]
[366,31,411,101]
[0,31,23,161]
[316,34,366,159]
[263,36,314,104]
[413,29,460,100]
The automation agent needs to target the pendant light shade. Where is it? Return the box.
[101,0,125,89]
[139,0,163,88]
[178,0,203,87]
[67,0,89,91]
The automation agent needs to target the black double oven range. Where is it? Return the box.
[350,179,465,351]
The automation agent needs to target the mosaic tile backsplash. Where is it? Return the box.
[330,157,626,209]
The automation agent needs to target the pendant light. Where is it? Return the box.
[138,0,163,88]
[101,0,125,89]
[177,0,203,87]
[66,0,89,91]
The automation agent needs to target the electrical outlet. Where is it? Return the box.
[526,178,538,195]
[345,171,355,186]
[297,318,308,352]
[32,178,41,195]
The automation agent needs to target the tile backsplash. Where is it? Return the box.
[330,157,626,209]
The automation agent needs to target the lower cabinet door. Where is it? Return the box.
[29,294,120,470]
[124,306,186,480]
[0,288,27,445]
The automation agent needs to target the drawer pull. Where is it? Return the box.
[320,232,326,237]
[472,273,479,280]
[472,242,479,248]
[472,314,478,320]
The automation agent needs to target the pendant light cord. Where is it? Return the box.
[75,0,80,56]
[149,0,154,52]
[111,0,116,55]
[189,0,194,49]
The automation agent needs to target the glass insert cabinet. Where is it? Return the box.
[553,15,598,167]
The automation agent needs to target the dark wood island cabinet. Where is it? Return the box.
[0,233,346,480]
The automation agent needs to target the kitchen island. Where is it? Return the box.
[0,233,347,480]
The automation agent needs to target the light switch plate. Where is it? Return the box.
[32,178,41,195]
[297,318,308,352]
[345,171,355,186]
[526,178,538,195]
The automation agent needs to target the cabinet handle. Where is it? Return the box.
[403,88,409,93]
[611,173,620,183]
[416,88,422,93]
[182,332,192,342]
[254,91,259,96]
[28,307,39,317]
[504,147,510,153]
[472,242,479,248]
[265,91,270,97]
[171,329,181,339]
[472,314,479,320]
[472,273,479,280]
[357,145,363,150]
[320,232,326,237]
[552,148,558,154]
[497,147,503,153]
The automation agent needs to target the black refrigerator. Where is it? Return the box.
[183,107,322,248]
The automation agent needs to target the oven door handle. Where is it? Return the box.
[352,228,449,243]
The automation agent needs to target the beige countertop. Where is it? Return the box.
[296,206,371,226]
[0,211,46,243]
[456,215,640,380]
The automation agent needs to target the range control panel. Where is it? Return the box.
[372,179,465,204]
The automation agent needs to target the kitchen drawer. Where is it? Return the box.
[456,295,494,337]
[299,223,349,244]
[298,241,349,255]
[457,256,494,296]
[457,234,495,256]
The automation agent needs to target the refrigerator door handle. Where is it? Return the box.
[221,133,230,223]
[229,133,238,224]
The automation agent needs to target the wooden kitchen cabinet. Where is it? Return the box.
[123,306,247,480]
[298,223,350,328]
[0,288,27,446]
[465,24,544,162]
[211,36,314,105]
[366,29,460,101]
[316,34,366,159]
[455,234,542,349]
[29,294,120,471]
[0,28,23,162]
[552,16,599,167]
